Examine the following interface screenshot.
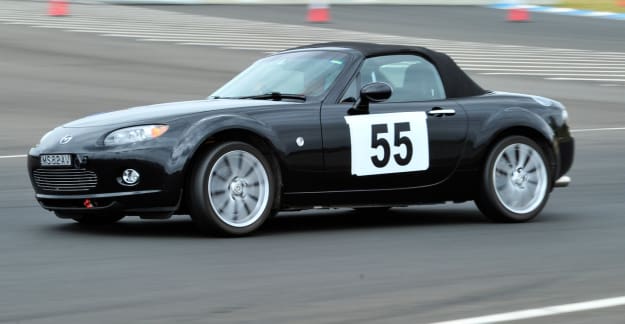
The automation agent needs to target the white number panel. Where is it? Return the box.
[344,111,429,176]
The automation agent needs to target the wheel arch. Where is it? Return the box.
[172,115,287,213]
[488,127,556,174]
[476,108,559,183]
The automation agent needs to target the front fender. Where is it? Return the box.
[168,114,286,174]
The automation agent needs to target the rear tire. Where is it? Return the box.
[475,136,552,222]
[188,141,276,236]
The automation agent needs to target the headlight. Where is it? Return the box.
[104,125,169,146]
[561,109,569,122]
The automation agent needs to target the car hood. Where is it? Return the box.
[63,99,293,128]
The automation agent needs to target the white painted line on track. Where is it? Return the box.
[430,296,625,324]
[461,64,625,69]
[457,58,625,64]
[545,7,576,13]
[572,127,625,133]
[484,72,625,77]
[547,77,625,82]
[584,11,614,17]
[0,154,26,159]
[468,68,625,73]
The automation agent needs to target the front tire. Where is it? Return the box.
[188,141,276,236]
[475,136,552,222]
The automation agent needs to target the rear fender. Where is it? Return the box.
[465,107,556,171]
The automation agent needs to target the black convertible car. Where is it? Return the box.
[27,42,574,236]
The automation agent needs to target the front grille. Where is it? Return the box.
[33,168,98,192]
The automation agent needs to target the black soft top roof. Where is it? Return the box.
[287,42,486,98]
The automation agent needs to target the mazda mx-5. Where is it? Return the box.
[27,42,574,236]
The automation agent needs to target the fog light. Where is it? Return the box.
[122,169,140,185]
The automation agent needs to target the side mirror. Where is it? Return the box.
[353,82,392,114]
[361,82,392,103]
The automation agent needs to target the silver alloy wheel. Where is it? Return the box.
[492,143,548,214]
[207,150,270,228]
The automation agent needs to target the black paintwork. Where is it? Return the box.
[27,44,574,217]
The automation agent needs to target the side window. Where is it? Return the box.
[358,55,446,103]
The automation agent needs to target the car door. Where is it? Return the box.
[320,54,468,191]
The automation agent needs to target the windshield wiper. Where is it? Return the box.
[237,92,306,102]
[209,96,237,99]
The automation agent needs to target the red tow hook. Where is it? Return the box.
[84,199,93,209]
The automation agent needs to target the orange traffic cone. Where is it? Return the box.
[48,0,69,17]
[507,7,530,22]
[307,1,330,23]
[617,0,625,7]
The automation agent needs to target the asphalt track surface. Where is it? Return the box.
[149,5,625,52]
[1,5,625,324]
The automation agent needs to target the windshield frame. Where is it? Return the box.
[210,50,358,103]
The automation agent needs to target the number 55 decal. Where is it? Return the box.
[345,112,429,176]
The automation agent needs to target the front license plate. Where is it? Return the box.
[40,154,72,167]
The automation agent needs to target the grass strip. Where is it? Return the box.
[557,0,625,13]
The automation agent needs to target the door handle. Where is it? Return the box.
[427,108,456,116]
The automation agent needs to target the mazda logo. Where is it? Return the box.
[59,135,72,145]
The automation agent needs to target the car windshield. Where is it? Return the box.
[210,51,350,101]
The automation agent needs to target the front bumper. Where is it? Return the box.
[552,136,574,189]
[27,148,183,216]
[554,175,571,188]
[35,190,180,215]
[558,136,574,177]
